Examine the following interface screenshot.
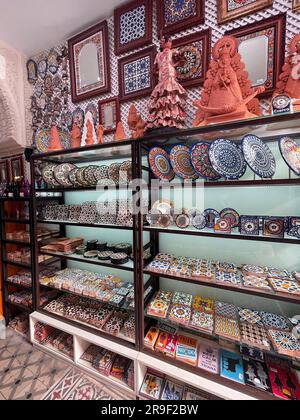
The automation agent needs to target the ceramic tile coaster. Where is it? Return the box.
[155,253,174,262]
[242,275,272,291]
[238,308,263,326]
[240,216,260,236]
[215,301,238,320]
[190,310,214,333]
[268,268,290,279]
[147,260,170,273]
[242,265,267,277]
[240,323,271,351]
[268,330,300,358]
[156,291,173,301]
[192,296,214,313]
[216,271,241,286]
[260,312,292,332]
[147,299,170,319]
[217,262,237,273]
[168,304,191,326]
[243,358,272,392]
[215,315,240,342]
[172,292,193,307]
[268,278,300,296]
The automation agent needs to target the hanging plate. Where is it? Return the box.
[209,139,247,180]
[169,145,198,180]
[148,147,175,182]
[72,107,85,129]
[68,168,82,187]
[41,164,60,187]
[203,209,220,229]
[53,163,77,187]
[242,135,276,178]
[220,208,240,228]
[83,165,99,186]
[190,142,220,180]
[279,137,300,176]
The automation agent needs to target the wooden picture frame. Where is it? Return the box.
[98,97,120,134]
[226,13,286,98]
[118,46,156,102]
[68,21,111,103]
[157,0,205,37]
[10,156,24,181]
[293,0,300,12]
[0,160,9,183]
[172,29,211,89]
[114,0,153,55]
[218,0,274,24]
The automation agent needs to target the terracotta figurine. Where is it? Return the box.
[97,125,104,144]
[193,36,264,127]
[128,104,146,139]
[274,34,300,111]
[48,125,62,152]
[114,122,127,141]
[71,123,81,148]
[147,37,187,131]
[81,111,97,147]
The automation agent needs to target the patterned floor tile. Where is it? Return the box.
[28,356,70,388]
[13,379,49,401]
[43,368,82,400]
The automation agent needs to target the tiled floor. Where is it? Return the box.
[0,328,133,400]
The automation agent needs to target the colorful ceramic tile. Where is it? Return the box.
[169,304,191,326]
[242,275,272,291]
[238,308,263,325]
[268,278,300,296]
[147,299,170,319]
[216,271,241,286]
[190,310,214,333]
[268,330,300,358]
[220,350,245,385]
[215,301,237,320]
[260,312,292,332]
[263,217,285,239]
[172,292,193,307]
[215,315,240,341]
[240,323,271,351]
[240,216,260,236]
[192,296,214,313]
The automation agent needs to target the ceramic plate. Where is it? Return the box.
[190,142,220,180]
[53,163,77,187]
[41,164,60,187]
[94,166,109,182]
[279,137,300,176]
[242,135,276,178]
[220,208,240,228]
[108,163,121,184]
[203,209,220,229]
[76,167,90,187]
[152,200,173,215]
[148,147,175,182]
[209,139,247,180]
[83,166,98,186]
[192,214,207,230]
[34,128,71,153]
[119,161,133,184]
[72,107,85,129]
[170,145,198,180]
[68,168,82,187]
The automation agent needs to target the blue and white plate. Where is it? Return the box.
[242,135,276,178]
[203,209,220,229]
[192,214,207,230]
[209,139,247,180]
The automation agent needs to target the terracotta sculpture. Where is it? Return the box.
[114,122,126,141]
[128,104,146,139]
[274,34,300,111]
[48,125,62,152]
[193,36,264,127]
[97,125,104,144]
[71,123,81,148]
[81,111,97,147]
[147,37,187,131]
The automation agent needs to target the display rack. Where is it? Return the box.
[29,112,300,400]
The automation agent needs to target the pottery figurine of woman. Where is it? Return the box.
[97,125,104,144]
[193,36,264,126]
[48,125,62,152]
[147,37,187,131]
[274,35,300,111]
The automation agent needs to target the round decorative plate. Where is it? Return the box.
[176,214,190,229]
[72,107,84,129]
[190,142,220,180]
[170,145,198,180]
[242,135,276,178]
[158,214,173,228]
[209,139,247,180]
[83,166,98,186]
[94,165,109,181]
[41,164,60,187]
[53,163,77,187]
[203,209,220,229]
[119,160,133,184]
[76,168,90,187]
[152,200,173,215]
[288,226,300,239]
[220,208,240,228]
[148,147,175,182]
[108,163,121,184]
[192,214,207,230]
[176,45,202,82]
[68,169,82,187]
[279,137,300,176]
[34,128,71,153]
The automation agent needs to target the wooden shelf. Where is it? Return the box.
[6,300,32,313]
[3,239,31,247]
[144,269,300,305]
[3,260,31,269]
[37,219,133,230]
[4,281,32,291]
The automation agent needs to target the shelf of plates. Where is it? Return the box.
[28,113,300,400]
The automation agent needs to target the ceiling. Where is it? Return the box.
[0,0,127,56]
